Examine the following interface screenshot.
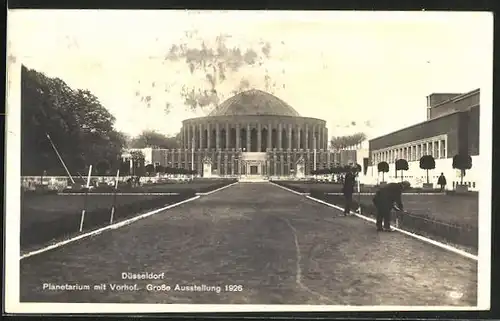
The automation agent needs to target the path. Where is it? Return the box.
[20,182,477,305]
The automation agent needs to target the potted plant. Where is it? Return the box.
[419,155,435,189]
[452,154,472,193]
[377,161,389,185]
[395,159,409,182]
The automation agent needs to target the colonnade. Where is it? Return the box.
[181,122,329,152]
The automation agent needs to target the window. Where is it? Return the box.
[440,140,446,158]
[434,141,439,158]
[416,145,421,160]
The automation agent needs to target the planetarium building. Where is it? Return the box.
[124,89,357,178]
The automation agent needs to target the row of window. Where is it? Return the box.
[373,139,447,164]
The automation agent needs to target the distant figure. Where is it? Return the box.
[342,170,356,215]
[437,173,447,192]
[372,181,410,232]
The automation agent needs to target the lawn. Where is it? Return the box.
[276,181,479,252]
[20,179,237,251]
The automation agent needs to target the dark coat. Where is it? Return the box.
[437,175,447,185]
[342,172,356,195]
[373,182,404,211]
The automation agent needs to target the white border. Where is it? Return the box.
[4,10,492,314]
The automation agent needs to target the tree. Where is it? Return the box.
[377,161,389,182]
[145,164,155,176]
[419,155,435,185]
[129,130,180,149]
[155,165,165,174]
[119,160,131,176]
[395,159,409,182]
[95,159,110,176]
[452,154,472,185]
[129,150,145,176]
[21,65,127,176]
[329,132,367,150]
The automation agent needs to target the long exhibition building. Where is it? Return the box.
[123,89,357,178]
[365,88,480,190]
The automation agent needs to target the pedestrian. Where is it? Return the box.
[372,181,410,232]
[342,169,356,215]
[437,173,447,192]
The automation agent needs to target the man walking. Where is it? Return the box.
[342,169,356,215]
[437,173,447,192]
[372,181,410,231]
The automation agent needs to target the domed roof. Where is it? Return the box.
[208,89,301,117]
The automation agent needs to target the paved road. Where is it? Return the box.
[20,182,477,305]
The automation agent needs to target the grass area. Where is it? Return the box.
[20,180,236,251]
[275,181,479,252]
[274,181,446,194]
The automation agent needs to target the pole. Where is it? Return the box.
[109,169,120,224]
[46,133,75,184]
[357,172,361,214]
[79,165,92,232]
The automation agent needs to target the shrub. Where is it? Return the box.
[395,159,409,182]
[377,161,389,182]
[419,155,436,184]
[452,154,472,185]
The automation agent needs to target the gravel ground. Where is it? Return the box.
[20,182,477,306]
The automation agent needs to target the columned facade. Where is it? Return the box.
[181,115,328,153]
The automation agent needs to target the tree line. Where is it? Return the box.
[21,65,127,176]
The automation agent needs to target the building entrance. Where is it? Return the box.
[250,165,258,175]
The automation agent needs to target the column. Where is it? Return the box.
[278,123,283,149]
[295,126,302,149]
[207,123,211,149]
[231,155,235,175]
[257,123,262,152]
[224,154,228,175]
[191,124,196,149]
[305,124,309,150]
[246,124,251,152]
[274,152,277,175]
[236,124,241,150]
[280,155,284,176]
[215,123,220,150]
[217,153,221,175]
[288,125,292,150]
[318,127,323,151]
[225,123,230,149]
[267,123,272,150]
[324,128,328,150]
[199,124,203,149]
[187,125,191,149]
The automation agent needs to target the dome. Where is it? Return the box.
[208,89,301,117]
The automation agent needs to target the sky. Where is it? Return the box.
[8,10,493,142]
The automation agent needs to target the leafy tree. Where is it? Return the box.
[419,155,435,185]
[329,132,367,150]
[21,65,126,176]
[155,165,165,174]
[129,130,180,149]
[129,150,145,176]
[452,154,472,185]
[145,164,155,176]
[95,159,110,176]
[377,161,389,182]
[395,159,409,182]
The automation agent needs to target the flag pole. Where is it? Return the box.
[109,169,120,224]
[46,133,75,184]
[79,165,92,232]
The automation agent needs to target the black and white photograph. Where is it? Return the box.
[5,10,493,313]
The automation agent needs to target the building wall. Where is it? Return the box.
[429,89,479,120]
[363,156,480,191]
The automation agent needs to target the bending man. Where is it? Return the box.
[372,181,410,231]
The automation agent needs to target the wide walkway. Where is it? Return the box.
[20,182,477,305]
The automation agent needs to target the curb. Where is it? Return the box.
[269,182,310,196]
[58,192,180,196]
[195,181,239,196]
[20,195,201,260]
[326,192,446,196]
